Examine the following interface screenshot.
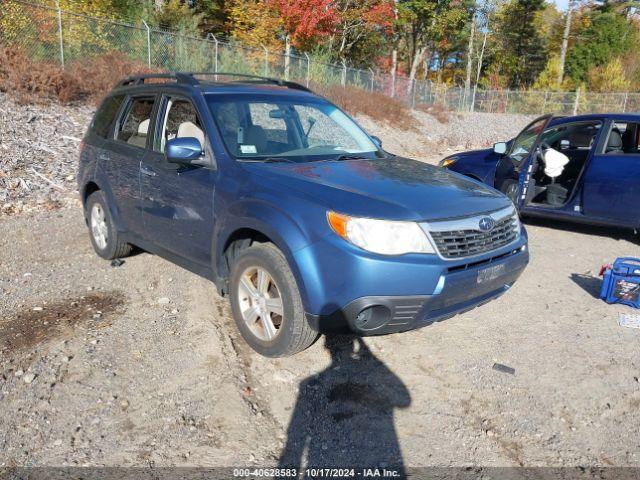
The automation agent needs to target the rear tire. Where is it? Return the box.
[85,191,132,260]
[229,243,318,357]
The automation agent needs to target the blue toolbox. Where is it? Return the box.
[599,257,640,309]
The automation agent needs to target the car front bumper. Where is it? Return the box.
[299,234,529,335]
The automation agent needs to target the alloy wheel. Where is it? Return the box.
[237,266,284,342]
[90,203,108,250]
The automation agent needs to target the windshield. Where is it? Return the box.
[508,116,548,163]
[206,94,382,162]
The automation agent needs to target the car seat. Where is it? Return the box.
[606,129,624,154]
[177,121,205,149]
[127,118,149,148]
[542,147,570,206]
[244,125,268,154]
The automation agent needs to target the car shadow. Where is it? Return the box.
[570,273,602,299]
[522,216,637,242]
[278,334,410,474]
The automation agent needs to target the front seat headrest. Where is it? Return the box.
[245,125,268,153]
[567,130,593,148]
[607,129,623,153]
[138,118,150,136]
[177,121,205,149]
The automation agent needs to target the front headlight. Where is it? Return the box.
[327,211,435,255]
[439,156,458,168]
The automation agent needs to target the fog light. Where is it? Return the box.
[354,305,391,330]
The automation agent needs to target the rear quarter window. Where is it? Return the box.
[91,95,125,138]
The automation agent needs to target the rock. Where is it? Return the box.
[33,306,43,311]
[158,297,170,305]
[273,370,296,383]
[14,369,24,377]
[23,372,36,384]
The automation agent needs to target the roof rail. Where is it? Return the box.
[117,72,198,87]
[117,72,313,92]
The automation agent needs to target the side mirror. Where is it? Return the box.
[493,142,507,155]
[371,135,382,149]
[166,137,203,164]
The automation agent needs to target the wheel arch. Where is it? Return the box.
[82,181,101,206]
[80,177,125,232]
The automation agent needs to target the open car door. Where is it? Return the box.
[511,115,553,209]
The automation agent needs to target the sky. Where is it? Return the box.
[551,0,570,11]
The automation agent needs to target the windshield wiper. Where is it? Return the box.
[336,154,369,161]
[242,157,295,163]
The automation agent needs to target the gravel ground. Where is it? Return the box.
[1,200,640,469]
[1,95,638,470]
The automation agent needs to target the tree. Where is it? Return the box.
[332,0,395,64]
[194,0,230,36]
[565,10,636,84]
[227,0,283,50]
[267,0,340,51]
[489,0,547,88]
[398,0,471,91]
[587,57,631,91]
[153,0,203,33]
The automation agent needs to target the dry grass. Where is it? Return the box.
[416,102,451,124]
[0,48,423,131]
[313,83,418,131]
[0,48,157,105]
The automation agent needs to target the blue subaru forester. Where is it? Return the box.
[78,72,529,356]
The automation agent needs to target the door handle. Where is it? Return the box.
[140,164,156,177]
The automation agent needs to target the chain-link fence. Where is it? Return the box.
[2,0,639,115]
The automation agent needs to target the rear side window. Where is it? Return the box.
[92,95,124,138]
[116,96,155,148]
[606,122,640,155]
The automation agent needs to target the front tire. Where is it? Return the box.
[229,243,318,357]
[85,191,132,260]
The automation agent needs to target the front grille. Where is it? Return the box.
[429,214,518,259]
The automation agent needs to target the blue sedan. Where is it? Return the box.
[441,114,640,230]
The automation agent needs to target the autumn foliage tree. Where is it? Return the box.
[267,0,340,51]
[334,0,395,63]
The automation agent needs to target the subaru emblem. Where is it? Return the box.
[478,217,495,232]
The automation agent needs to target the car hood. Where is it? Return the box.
[446,147,498,163]
[456,147,494,159]
[245,157,511,222]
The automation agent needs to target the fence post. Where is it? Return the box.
[207,34,219,78]
[304,53,311,87]
[542,91,548,114]
[341,60,346,87]
[572,86,581,115]
[141,20,151,68]
[368,68,375,92]
[55,1,65,68]
[623,92,628,112]
[262,45,269,77]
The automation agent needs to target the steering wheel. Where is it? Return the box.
[536,141,551,160]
